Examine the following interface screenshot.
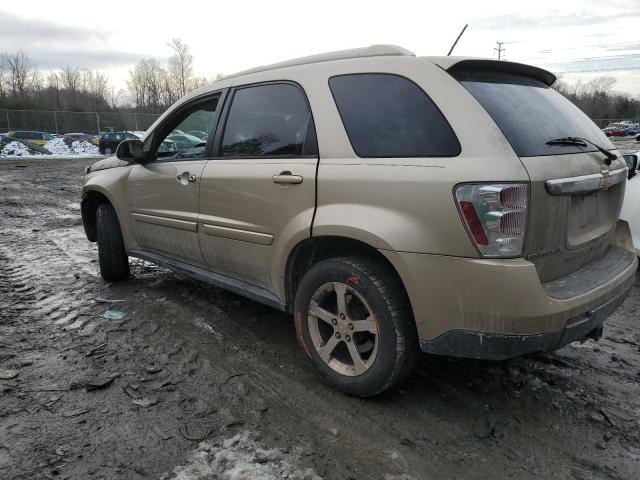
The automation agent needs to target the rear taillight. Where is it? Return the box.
[454,183,528,257]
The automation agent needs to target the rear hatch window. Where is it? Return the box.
[451,69,614,157]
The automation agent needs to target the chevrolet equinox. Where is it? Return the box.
[81,45,638,397]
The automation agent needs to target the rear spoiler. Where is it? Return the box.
[425,57,556,86]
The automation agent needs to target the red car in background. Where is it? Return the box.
[603,125,627,136]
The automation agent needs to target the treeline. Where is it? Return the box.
[552,76,640,121]
[127,39,215,114]
[0,39,215,114]
[3,44,640,121]
[0,52,112,111]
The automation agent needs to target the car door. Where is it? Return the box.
[198,82,318,291]
[127,92,224,267]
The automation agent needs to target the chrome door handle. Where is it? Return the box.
[272,173,303,185]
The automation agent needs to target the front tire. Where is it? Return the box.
[96,203,129,281]
[294,256,418,397]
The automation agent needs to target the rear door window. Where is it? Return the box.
[452,69,614,157]
[220,83,315,157]
[329,73,460,158]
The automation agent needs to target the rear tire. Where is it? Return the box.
[294,255,418,397]
[96,203,129,281]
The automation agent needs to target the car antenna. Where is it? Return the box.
[447,24,468,56]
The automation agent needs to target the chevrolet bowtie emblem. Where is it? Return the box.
[600,169,612,188]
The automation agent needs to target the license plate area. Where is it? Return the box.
[566,189,618,250]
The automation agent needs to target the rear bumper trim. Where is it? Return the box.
[419,284,631,360]
[543,245,636,299]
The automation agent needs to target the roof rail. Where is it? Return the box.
[225,45,415,79]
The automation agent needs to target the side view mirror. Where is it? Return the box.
[623,154,638,180]
[116,139,145,162]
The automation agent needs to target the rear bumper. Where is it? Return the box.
[418,285,630,360]
[381,221,637,359]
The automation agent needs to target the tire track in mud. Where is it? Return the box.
[0,159,484,479]
[0,227,101,333]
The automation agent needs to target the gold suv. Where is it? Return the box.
[81,45,637,397]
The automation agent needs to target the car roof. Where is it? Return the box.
[184,45,556,101]
[223,44,414,80]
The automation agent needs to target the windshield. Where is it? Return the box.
[452,70,614,157]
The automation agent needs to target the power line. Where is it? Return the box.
[551,66,640,73]
[542,41,640,52]
[494,41,505,60]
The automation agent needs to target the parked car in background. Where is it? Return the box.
[0,133,8,142]
[81,45,637,397]
[187,130,209,140]
[99,131,139,155]
[620,120,639,129]
[6,130,55,146]
[603,123,636,136]
[165,132,203,150]
[89,135,100,146]
[603,125,626,137]
[621,152,640,256]
[64,133,91,142]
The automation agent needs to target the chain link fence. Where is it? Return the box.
[0,109,162,135]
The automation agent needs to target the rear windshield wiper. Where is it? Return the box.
[545,136,617,165]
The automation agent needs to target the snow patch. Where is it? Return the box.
[44,138,99,155]
[167,431,323,480]
[1,141,37,157]
[1,138,101,157]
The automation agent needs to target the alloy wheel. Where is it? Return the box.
[307,282,379,376]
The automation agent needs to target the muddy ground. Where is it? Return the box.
[0,155,639,480]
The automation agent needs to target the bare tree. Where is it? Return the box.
[0,54,6,98]
[47,72,62,109]
[128,58,170,113]
[5,51,34,98]
[61,66,80,95]
[168,38,193,98]
[584,76,616,96]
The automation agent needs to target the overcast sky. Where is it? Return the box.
[2,0,640,95]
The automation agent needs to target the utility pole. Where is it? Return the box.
[494,41,505,60]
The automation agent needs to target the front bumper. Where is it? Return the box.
[418,285,630,360]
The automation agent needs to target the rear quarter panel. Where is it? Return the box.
[295,56,530,255]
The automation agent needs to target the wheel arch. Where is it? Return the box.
[284,235,414,317]
[81,189,115,242]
